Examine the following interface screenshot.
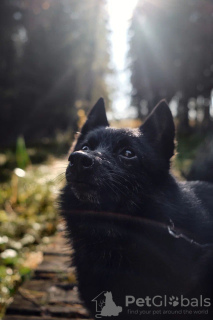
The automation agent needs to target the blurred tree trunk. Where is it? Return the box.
[202,104,213,133]
[177,97,190,134]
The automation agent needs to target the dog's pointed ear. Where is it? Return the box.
[81,98,109,135]
[140,100,175,161]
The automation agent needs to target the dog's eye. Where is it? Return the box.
[121,149,135,158]
[82,145,90,151]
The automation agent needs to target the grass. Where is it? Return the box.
[0,158,65,318]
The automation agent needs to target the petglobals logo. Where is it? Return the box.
[92,291,122,318]
[92,292,211,318]
[125,295,211,308]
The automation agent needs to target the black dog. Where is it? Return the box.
[60,98,213,319]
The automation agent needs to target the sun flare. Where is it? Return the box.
[106,0,138,117]
[107,0,138,21]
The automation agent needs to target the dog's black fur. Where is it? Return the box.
[60,98,213,319]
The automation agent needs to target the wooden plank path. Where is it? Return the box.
[3,232,93,320]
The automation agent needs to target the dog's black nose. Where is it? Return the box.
[68,151,94,170]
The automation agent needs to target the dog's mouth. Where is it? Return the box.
[70,179,98,196]
[70,179,100,203]
[66,171,97,188]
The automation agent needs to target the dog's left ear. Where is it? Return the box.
[81,98,109,135]
[140,100,175,162]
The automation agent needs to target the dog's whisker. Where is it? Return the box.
[52,172,66,183]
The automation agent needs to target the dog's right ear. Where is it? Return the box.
[140,100,175,164]
[81,98,109,135]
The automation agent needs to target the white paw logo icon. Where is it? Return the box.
[169,296,179,307]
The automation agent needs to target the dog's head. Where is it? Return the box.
[65,98,175,209]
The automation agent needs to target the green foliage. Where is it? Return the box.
[174,133,206,175]
[0,163,60,315]
[15,136,30,169]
